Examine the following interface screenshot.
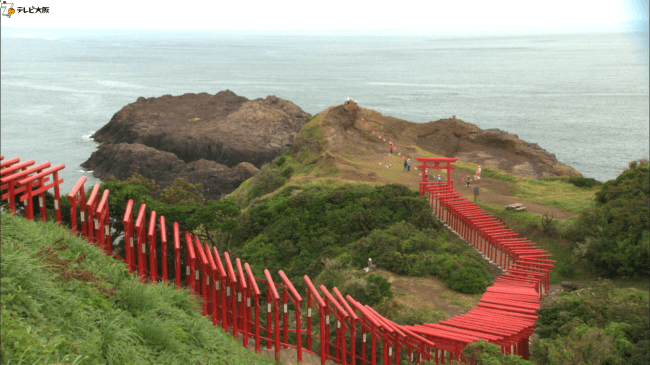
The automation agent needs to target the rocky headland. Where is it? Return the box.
[84,94,581,202]
[82,90,311,200]
[304,101,582,179]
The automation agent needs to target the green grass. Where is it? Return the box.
[514,177,598,213]
[471,167,598,214]
[476,202,547,230]
[375,162,408,181]
[1,211,276,365]
[468,168,598,214]
[449,293,480,307]
[480,167,518,183]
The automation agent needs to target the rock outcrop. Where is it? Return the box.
[82,143,260,201]
[409,118,582,178]
[313,103,582,179]
[82,90,310,199]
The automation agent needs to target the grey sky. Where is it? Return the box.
[0,0,648,34]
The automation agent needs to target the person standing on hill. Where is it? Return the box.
[466,175,472,188]
[389,143,394,156]
[406,159,412,171]
[437,174,442,183]
[403,159,408,172]
[477,166,482,180]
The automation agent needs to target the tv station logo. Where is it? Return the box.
[1,1,50,18]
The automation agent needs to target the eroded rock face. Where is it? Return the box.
[81,143,260,201]
[415,119,582,178]
[82,90,308,199]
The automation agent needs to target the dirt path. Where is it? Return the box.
[335,151,578,219]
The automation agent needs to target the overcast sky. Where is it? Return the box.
[0,0,648,34]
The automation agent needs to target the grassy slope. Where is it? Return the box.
[0,211,276,365]
[227,111,646,292]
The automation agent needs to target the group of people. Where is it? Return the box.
[360,100,485,186]
[402,158,411,172]
[390,143,443,183]
[425,169,444,182]
[386,140,482,187]
[390,143,415,172]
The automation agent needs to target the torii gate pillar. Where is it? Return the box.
[415,157,458,196]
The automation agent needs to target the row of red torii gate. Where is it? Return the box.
[1,155,553,364]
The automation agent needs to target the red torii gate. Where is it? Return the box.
[415,157,458,195]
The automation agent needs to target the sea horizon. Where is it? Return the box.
[2,27,648,193]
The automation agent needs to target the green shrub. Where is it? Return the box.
[444,266,491,294]
[313,259,392,306]
[274,155,286,166]
[363,274,393,304]
[567,165,649,277]
[41,190,73,228]
[389,306,445,327]
[595,165,649,204]
[568,176,601,188]
[249,185,262,200]
[455,341,532,364]
[282,166,294,177]
[250,167,286,198]
[532,280,649,364]
[627,158,648,170]
[157,178,205,206]
[350,222,491,294]
[532,323,627,365]
[233,183,442,285]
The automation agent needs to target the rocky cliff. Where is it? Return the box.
[84,94,581,201]
[82,90,310,200]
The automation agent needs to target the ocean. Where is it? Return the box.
[1,28,648,193]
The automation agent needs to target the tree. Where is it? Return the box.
[568,164,649,277]
[185,199,241,250]
[92,174,243,279]
[448,341,532,365]
[157,178,205,206]
[95,173,159,250]
[532,281,649,364]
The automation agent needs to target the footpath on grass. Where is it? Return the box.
[323,107,580,220]
[336,145,579,220]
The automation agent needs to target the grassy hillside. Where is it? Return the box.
[0,211,276,365]
[224,107,602,285]
[4,103,646,365]
[230,180,493,297]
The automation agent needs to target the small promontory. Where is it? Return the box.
[300,102,582,180]
[82,90,310,199]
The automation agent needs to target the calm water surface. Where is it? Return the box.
[1,28,648,192]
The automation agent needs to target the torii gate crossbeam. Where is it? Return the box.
[415,157,458,195]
